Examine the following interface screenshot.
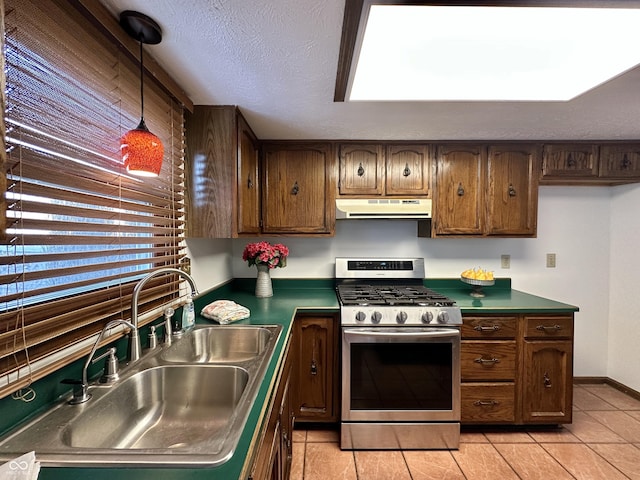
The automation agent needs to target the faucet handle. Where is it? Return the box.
[92,347,119,383]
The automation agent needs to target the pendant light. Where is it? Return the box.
[119,11,164,177]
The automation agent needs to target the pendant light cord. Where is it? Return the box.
[139,39,145,122]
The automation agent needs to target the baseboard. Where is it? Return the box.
[574,376,640,402]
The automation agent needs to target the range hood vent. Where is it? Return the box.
[336,198,432,219]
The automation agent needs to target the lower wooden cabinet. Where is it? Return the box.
[461,383,516,423]
[249,338,294,480]
[461,313,574,425]
[292,314,339,423]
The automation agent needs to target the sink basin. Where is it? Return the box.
[0,324,283,467]
[161,325,277,363]
[62,365,248,449]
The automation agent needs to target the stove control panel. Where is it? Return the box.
[343,306,462,326]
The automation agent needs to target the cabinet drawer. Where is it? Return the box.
[524,316,573,339]
[461,341,516,380]
[461,383,515,423]
[462,316,517,339]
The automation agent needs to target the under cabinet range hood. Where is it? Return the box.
[336,198,431,219]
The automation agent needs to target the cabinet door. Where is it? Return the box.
[293,315,338,422]
[486,145,539,236]
[262,143,334,234]
[521,340,573,423]
[435,145,485,235]
[185,106,237,238]
[599,144,640,178]
[542,144,598,179]
[338,143,384,195]
[386,144,432,196]
[237,114,261,234]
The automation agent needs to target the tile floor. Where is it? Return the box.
[291,384,640,480]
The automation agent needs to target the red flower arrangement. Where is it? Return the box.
[242,241,289,269]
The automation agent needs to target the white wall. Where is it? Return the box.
[188,186,637,385]
[609,184,640,392]
[185,238,234,293]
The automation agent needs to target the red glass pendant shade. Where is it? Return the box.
[119,11,164,178]
[121,118,163,177]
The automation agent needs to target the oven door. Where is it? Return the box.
[342,327,460,422]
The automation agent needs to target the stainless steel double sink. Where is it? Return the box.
[0,324,282,468]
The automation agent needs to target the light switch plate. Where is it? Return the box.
[546,253,556,268]
[501,254,510,269]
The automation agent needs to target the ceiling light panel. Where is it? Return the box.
[349,5,640,102]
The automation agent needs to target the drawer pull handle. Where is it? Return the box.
[536,324,562,332]
[544,372,552,388]
[357,162,365,176]
[474,357,500,365]
[403,163,411,177]
[474,325,501,332]
[474,400,500,407]
[457,183,465,196]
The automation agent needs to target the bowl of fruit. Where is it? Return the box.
[460,268,494,297]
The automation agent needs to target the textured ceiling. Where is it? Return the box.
[100,0,640,141]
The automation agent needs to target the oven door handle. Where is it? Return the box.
[343,327,460,339]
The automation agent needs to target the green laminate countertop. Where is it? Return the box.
[31,277,575,480]
[425,278,579,313]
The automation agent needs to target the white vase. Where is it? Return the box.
[255,264,273,298]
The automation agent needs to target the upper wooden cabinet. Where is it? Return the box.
[599,144,640,179]
[433,144,539,237]
[237,114,261,235]
[541,144,598,181]
[434,144,485,235]
[487,145,539,236]
[185,106,259,238]
[338,143,432,197]
[541,143,640,185]
[261,142,335,235]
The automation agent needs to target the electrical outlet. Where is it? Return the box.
[501,254,510,269]
[546,253,556,268]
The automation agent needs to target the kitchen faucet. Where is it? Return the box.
[67,319,137,404]
[130,267,199,357]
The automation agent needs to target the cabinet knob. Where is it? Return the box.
[544,372,552,388]
[357,162,365,177]
[247,176,253,189]
[403,163,411,177]
[291,181,299,195]
[310,359,318,375]
[508,184,516,197]
[457,183,465,196]
[621,154,631,169]
[567,153,576,167]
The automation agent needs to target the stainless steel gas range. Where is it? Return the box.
[336,258,461,450]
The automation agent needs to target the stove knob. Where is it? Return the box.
[437,311,450,324]
[421,311,433,324]
[371,311,382,324]
[355,311,366,323]
[396,311,408,324]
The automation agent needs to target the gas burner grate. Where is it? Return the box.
[336,284,456,307]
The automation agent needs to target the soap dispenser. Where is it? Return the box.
[182,298,195,330]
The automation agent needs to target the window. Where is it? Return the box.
[1,0,187,397]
